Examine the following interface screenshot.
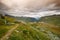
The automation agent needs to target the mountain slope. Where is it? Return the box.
[0,15,60,40]
[39,15,60,26]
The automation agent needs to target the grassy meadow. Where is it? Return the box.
[0,15,60,40]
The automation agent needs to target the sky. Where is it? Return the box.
[0,0,60,18]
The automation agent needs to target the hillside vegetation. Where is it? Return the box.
[40,15,60,26]
[0,15,60,40]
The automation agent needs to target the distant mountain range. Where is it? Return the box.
[14,17,39,22]
[0,13,60,23]
[13,15,60,23]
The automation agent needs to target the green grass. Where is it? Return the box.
[8,23,60,40]
[0,22,60,40]
[40,15,60,26]
[0,15,60,40]
[0,24,15,38]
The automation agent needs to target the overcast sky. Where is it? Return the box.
[0,0,60,17]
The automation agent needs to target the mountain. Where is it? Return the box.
[0,18,60,40]
[39,15,60,26]
[14,17,39,22]
[0,14,60,40]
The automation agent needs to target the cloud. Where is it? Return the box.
[0,0,60,18]
[1,9,60,18]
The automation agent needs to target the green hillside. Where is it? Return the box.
[0,15,60,40]
[40,15,60,27]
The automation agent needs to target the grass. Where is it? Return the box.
[40,15,60,26]
[0,22,60,40]
[0,24,15,38]
[0,15,60,40]
[8,22,60,40]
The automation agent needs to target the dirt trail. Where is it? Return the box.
[0,24,19,40]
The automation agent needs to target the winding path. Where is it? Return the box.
[0,24,19,40]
